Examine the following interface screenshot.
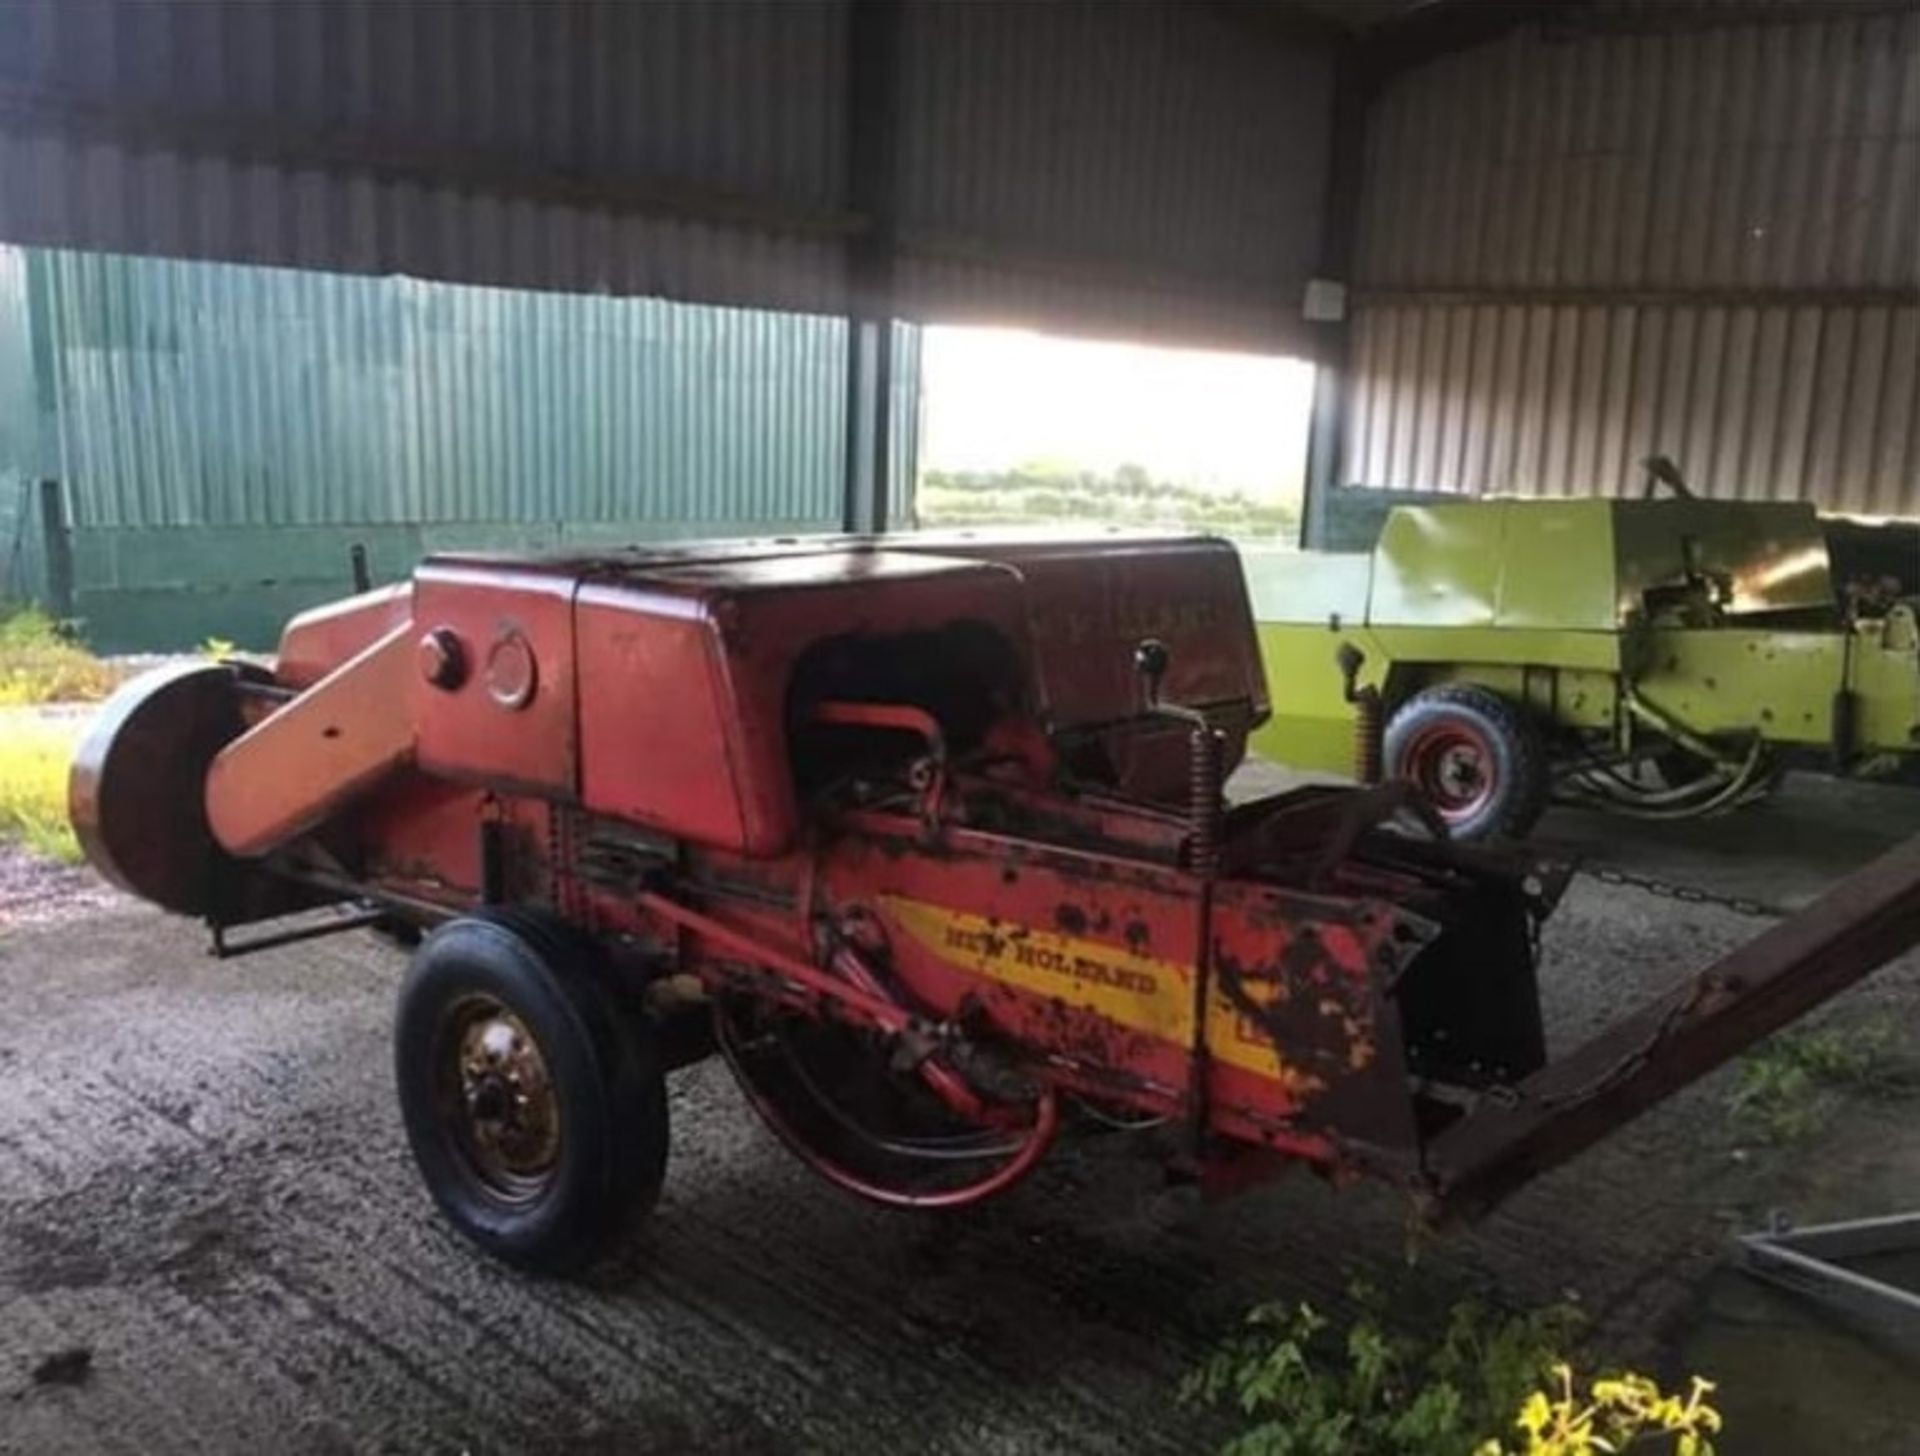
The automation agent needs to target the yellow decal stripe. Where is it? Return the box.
[879,894,1316,1088]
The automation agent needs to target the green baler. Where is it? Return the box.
[1244,497,1920,839]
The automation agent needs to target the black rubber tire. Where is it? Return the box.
[1384,683,1549,842]
[394,910,668,1273]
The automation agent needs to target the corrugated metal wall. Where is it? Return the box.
[7,247,922,650]
[1345,6,1920,514]
[37,249,856,531]
[0,247,47,603]
[0,0,1333,354]
[888,320,923,529]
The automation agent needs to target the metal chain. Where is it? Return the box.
[1578,862,1791,921]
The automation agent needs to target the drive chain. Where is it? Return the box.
[1578,861,1791,921]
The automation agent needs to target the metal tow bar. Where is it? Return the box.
[1425,833,1920,1220]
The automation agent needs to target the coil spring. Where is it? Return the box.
[1188,725,1224,878]
[1353,690,1384,785]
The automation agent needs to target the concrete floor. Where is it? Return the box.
[1536,779,1920,1454]
[2,773,1917,1453]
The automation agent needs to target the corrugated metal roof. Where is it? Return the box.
[0,127,854,315]
[32,247,910,533]
[0,0,1336,353]
[8,0,850,204]
[894,255,1307,354]
[1586,1,1919,30]
[1357,7,1920,292]
[0,0,854,318]
[894,0,1331,352]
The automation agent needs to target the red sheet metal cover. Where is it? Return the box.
[892,532,1268,729]
[575,549,1032,856]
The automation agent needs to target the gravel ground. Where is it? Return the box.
[0,852,118,931]
[1,774,1917,1453]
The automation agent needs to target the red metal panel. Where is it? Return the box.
[411,562,579,800]
[718,565,1030,853]
[575,585,747,852]
[906,534,1270,725]
[206,626,417,857]
[622,550,1032,855]
[350,774,493,909]
[274,585,413,690]
[424,531,1267,744]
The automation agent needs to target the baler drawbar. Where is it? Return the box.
[71,531,1920,1270]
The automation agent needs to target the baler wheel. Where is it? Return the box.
[1385,684,1548,841]
[70,660,275,916]
[394,911,668,1272]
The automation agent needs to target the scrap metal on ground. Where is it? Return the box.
[68,528,1920,1272]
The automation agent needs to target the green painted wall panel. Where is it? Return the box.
[41,249,870,531]
[0,247,48,605]
[10,246,924,649]
[69,512,856,653]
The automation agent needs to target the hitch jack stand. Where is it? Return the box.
[210,906,389,959]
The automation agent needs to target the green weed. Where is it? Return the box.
[1184,1288,1720,1455]
[0,607,125,706]
[1182,1286,1584,1456]
[1728,1023,1903,1144]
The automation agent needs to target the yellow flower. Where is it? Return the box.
[1519,1391,1553,1436]
[1494,1363,1722,1456]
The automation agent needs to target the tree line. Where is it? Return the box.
[918,464,1299,537]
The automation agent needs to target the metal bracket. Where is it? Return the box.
[1735,1210,1920,1340]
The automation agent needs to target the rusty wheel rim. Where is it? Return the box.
[1401,720,1497,821]
[437,996,562,1202]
